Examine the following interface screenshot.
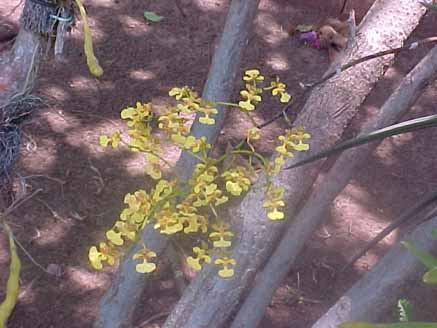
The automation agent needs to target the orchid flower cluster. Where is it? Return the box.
[89,69,310,278]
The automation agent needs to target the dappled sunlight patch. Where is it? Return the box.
[129,69,156,81]
[91,0,118,8]
[41,86,70,102]
[373,140,398,166]
[255,13,289,46]
[64,121,124,155]
[388,132,414,147]
[66,266,111,290]
[33,221,74,247]
[353,251,384,271]
[266,52,289,71]
[17,281,37,305]
[331,184,398,242]
[68,75,99,93]
[192,0,227,12]
[69,18,106,43]
[122,145,179,177]
[42,110,80,133]
[119,15,152,37]
[20,140,57,172]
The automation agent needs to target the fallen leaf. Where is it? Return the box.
[144,11,164,23]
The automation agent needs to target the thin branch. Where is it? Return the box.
[342,189,437,271]
[257,36,437,130]
[2,188,42,217]
[307,36,437,90]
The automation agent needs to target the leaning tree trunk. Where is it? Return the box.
[312,216,437,327]
[0,0,48,194]
[0,29,41,107]
[163,1,427,327]
[93,0,261,327]
[230,44,437,328]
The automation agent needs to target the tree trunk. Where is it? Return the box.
[312,216,437,327]
[163,1,427,328]
[230,45,437,328]
[0,29,41,108]
[93,0,261,327]
[0,23,42,191]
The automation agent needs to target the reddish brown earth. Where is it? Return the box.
[1,0,437,327]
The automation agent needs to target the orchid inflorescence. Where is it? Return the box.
[89,69,310,278]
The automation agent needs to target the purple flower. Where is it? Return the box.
[299,31,321,49]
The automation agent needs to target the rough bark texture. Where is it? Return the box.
[0,29,41,108]
[93,0,261,327]
[312,216,437,327]
[230,45,437,328]
[162,1,427,328]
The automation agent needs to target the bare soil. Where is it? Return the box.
[1,0,437,327]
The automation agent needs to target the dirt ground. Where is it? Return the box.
[1,0,437,327]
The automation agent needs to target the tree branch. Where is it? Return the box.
[162,1,428,328]
[230,44,437,328]
[93,0,261,327]
[313,216,437,327]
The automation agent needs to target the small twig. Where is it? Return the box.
[35,197,68,222]
[88,158,105,195]
[22,173,66,199]
[0,189,52,275]
[23,174,66,185]
[174,0,187,18]
[285,286,322,305]
[3,188,42,217]
[136,311,170,328]
[11,233,51,274]
[257,102,293,129]
[342,189,437,271]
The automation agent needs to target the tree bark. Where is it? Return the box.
[162,1,427,328]
[0,28,41,109]
[230,45,437,328]
[312,216,437,327]
[93,0,261,327]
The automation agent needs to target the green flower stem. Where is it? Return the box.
[187,150,207,163]
[215,101,240,108]
[209,203,219,218]
[212,139,247,167]
[232,150,267,168]
[120,139,174,170]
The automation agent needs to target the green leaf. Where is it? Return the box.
[401,241,437,269]
[0,224,21,327]
[423,267,437,285]
[432,229,437,239]
[144,11,164,22]
[286,114,437,170]
[397,299,412,322]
